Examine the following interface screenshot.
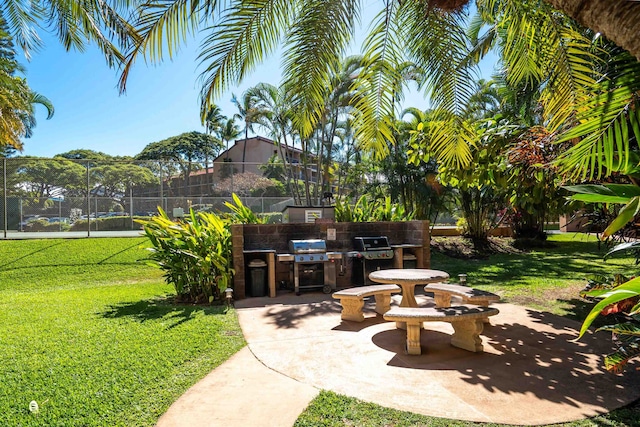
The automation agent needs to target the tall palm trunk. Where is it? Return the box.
[241,125,248,173]
[544,0,640,60]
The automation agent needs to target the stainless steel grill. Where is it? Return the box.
[351,236,394,286]
[278,239,341,295]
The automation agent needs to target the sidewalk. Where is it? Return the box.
[157,292,640,426]
[155,347,318,427]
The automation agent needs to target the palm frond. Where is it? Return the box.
[556,48,640,179]
[1,0,43,59]
[401,3,477,117]
[120,0,208,92]
[47,0,137,66]
[428,115,475,168]
[477,0,599,132]
[282,0,358,138]
[467,10,496,64]
[352,1,403,158]
[197,0,293,113]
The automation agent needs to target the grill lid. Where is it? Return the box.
[354,236,391,251]
[289,239,327,254]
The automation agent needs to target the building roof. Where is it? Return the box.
[212,136,306,163]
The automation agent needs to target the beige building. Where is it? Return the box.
[157,136,320,196]
[212,136,318,182]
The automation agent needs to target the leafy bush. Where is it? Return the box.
[260,212,283,223]
[138,208,232,303]
[69,216,151,231]
[139,194,264,303]
[335,196,414,222]
[567,184,640,373]
[25,219,71,232]
[578,273,640,373]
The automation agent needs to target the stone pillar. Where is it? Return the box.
[231,224,246,299]
[421,221,431,269]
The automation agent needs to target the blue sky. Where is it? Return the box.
[19,8,498,159]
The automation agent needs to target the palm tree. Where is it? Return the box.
[315,55,364,202]
[241,82,302,203]
[231,91,261,173]
[201,104,225,189]
[219,117,240,157]
[116,0,603,171]
[0,18,53,150]
[203,104,224,136]
[2,1,135,65]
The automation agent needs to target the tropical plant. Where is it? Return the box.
[505,126,569,239]
[138,194,265,303]
[374,108,453,222]
[334,195,413,223]
[0,17,53,149]
[232,90,262,173]
[566,183,640,373]
[223,193,266,224]
[138,207,233,303]
[431,118,514,241]
[578,274,640,374]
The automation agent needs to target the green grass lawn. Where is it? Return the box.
[431,233,634,317]
[3,234,639,426]
[295,390,640,427]
[0,238,245,427]
[296,233,640,427]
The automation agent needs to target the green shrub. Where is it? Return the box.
[139,195,265,304]
[70,216,150,231]
[25,219,71,232]
[260,212,283,223]
[335,195,414,222]
[138,208,233,303]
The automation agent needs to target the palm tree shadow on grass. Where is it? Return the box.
[0,241,64,270]
[100,296,228,329]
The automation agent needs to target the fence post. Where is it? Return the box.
[86,160,91,238]
[3,158,7,238]
[129,186,134,229]
[160,161,165,212]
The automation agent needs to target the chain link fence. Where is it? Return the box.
[0,158,292,238]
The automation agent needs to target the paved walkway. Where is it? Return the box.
[157,292,640,426]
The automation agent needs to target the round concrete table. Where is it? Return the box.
[369,268,450,308]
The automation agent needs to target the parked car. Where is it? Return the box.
[19,215,41,231]
[103,212,128,217]
[48,217,70,224]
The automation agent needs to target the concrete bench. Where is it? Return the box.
[383,305,499,355]
[332,284,401,322]
[423,283,500,323]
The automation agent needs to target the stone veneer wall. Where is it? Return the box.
[231,220,430,299]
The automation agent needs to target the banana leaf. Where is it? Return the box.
[604,241,640,259]
[577,278,640,339]
[563,184,640,203]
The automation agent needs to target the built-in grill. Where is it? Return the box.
[277,239,342,295]
[350,236,394,286]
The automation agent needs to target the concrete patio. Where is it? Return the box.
[157,292,640,426]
